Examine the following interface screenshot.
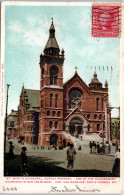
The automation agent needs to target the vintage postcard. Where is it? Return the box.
[0,1,124,194]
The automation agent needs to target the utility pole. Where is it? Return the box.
[4,84,10,153]
[102,118,104,154]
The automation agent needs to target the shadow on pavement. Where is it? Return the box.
[4,153,116,177]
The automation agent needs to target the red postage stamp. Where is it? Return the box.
[92,5,120,37]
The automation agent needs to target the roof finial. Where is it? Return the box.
[74,66,78,73]
[22,82,24,89]
[51,17,53,24]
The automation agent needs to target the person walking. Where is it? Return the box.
[112,148,120,177]
[91,141,96,154]
[8,141,15,160]
[100,143,103,154]
[89,141,92,153]
[105,141,110,154]
[21,146,28,176]
[96,142,99,153]
[67,144,76,170]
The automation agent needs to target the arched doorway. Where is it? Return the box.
[69,117,83,137]
[50,134,58,146]
[63,139,66,147]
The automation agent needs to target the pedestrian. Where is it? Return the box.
[100,143,103,154]
[89,141,92,153]
[96,142,99,153]
[21,146,28,176]
[105,141,110,154]
[91,141,96,154]
[112,148,120,177]
[67,144,76,170]
[8,141,15,160]
[78,145,81,150]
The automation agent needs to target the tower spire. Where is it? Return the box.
[44,18,60,55]
[49,17,55,38]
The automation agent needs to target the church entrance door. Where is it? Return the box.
[50,134,58,146]
[69,117,83,137]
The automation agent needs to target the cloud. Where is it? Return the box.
[8,20,23,33]
[7,17,48,47]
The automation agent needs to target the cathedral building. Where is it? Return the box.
[16,20,111,147]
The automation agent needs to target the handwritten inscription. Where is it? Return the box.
[3,186,18,192]
[48,185,100,193]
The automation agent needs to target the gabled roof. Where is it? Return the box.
[8,110,18,117]
[23,88,40,111]
[63,71,89,91]
[65,107,88,121]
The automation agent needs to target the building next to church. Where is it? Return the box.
[17,86,40,144]
[16,20,111,147]
[7,110,18,139]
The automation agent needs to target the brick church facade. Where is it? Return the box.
[16,20,111,147]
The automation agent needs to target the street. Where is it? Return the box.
[4,139,116,177]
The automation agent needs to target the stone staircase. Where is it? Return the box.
[62,131,108,149]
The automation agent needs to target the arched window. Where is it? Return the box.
[87,114,90,119]
[50,94,53,107]
[52,111,55,117]
[94,114,97,119]
[97,124,100,131]
[42,68,44,75]
[27,126,29,131]
[99,114,102,120]
[69,89,82,109]
[49,121,52,129]
[101,97,103,111]
[27,116,29,121]
[47,110,50,116]
[55,94,58,108]
[55,121,58,129]
[96,98,99,111]
[63,123,65,130]
[50,66,58,85]
[57,111,60,117]
[88,124,90,132]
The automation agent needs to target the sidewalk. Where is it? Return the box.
[5,139,115,176]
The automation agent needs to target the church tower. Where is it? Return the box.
[38,19,65,146]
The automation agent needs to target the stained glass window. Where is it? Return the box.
[69,89,82,109]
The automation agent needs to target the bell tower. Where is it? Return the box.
[38,19,65,146]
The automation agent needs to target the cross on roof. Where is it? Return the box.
[75,66,78,72]
[51,17,54,23]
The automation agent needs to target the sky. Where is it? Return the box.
[4,5,120,117]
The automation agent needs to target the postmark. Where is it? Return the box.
[92,4,121,37]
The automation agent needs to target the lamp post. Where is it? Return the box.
[4,84,10,153]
